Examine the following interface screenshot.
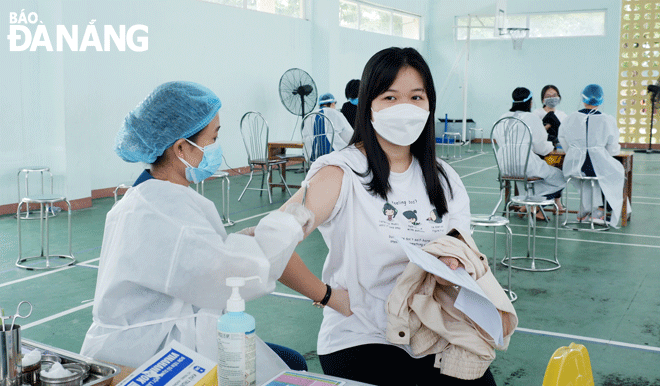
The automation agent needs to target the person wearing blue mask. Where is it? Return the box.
[80,81,326,381]
[302,93,354,161]
[341,79,360,128]
[558,84,625,226]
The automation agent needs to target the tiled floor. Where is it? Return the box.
[1,146,659,385]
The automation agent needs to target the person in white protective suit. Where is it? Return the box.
[558,84,625,226]
[79,82,341,380]
[302,93,354,162]
[495,87,566,218]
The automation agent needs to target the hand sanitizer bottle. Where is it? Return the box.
[217,276,261,386]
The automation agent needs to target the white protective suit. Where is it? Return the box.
[80,178,302,380]
[494,112,566,198]
[302,107,354,154]
[558,110,625,226]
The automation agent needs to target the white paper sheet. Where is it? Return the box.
[395,237,504,346]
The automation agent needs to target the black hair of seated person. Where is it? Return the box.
[540,84,561,107]
[345,79,360,99]
[510,87,532,113]
[350,47,454,219]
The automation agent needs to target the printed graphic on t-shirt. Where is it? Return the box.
[402,210,420,225]
[379,199,446,247]
[382,202,398,221]
[427,209,443,224]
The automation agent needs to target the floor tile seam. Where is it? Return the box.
[515,327,660,354]
[445,153,489,164]
[458,166,498,179]
[476,224,660,240]
[21,302,94,331]
[473,228,660,248]
[0,212,274,288]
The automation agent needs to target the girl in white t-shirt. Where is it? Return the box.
[277,47,495,385]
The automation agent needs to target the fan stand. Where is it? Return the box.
[292,94,308,173]
[635,89,660,153]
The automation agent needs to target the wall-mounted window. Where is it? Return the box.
[455,10,606,41]
[340,0,421,40]
[203,0,305,19]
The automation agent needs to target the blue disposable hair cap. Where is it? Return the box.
[318,93,336,105]
[582,84,603,106]
[115,81,222,164]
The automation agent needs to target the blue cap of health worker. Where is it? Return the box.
[115,81,222,164]
[318,93,336,106]
[581,84,603,106]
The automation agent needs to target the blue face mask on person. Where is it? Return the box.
[178,139,223,183]
[349,98,358,106]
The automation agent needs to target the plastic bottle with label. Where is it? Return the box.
[217,276,260,386]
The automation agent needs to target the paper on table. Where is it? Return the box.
[395,237,503,346]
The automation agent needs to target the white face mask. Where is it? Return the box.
[544,97,561,108]
[371,104,430,146]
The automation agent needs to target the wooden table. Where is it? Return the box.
[544,150,633,226]
[267,141,304,193]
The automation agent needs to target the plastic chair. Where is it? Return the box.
[238,112,292,204]
[542,343,594,386]
[492,116,559,272]
[301,112,335,168]
[562,175,610,231]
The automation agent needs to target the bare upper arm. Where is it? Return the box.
[281,165,344,238]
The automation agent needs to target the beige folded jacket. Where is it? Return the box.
[386,229,518,380]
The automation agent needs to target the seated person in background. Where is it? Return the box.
[341,79,360,128]
[496,87,566,219]
[80,81,319,378]
[558,84,625,226]
[532,85,568,147]
[302,93,354,161]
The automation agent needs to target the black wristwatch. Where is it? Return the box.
[313,284,332,308]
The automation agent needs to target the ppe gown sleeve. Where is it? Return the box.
[133,210,303,311]
[336,114,355,146]
[529,115,554,156]
[605,115,621,156]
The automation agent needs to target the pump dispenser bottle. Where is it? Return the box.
[217,276,260,386]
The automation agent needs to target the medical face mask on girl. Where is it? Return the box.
[371,104,430,146]
[544,97,561,108]
[178,139,224,183]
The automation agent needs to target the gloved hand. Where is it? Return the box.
[283,202,315,235]
[235,226,256,236]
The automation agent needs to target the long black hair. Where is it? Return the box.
[350,47,453,217]
[510,87,532,112]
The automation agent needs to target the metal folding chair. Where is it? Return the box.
[491,116,560,272]
[238,112,292,204]
[301,112,335,168]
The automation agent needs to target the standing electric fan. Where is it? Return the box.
[636,82,660,153]
[279,68,318,139]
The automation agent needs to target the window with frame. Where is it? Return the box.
[455,10,606,41]
[339,0,421,40]
[202,0,305,19]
